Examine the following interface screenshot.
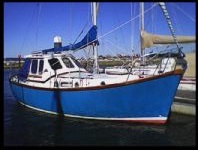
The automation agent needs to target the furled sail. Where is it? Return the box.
[42,25,98,54]
[141,30,196,49]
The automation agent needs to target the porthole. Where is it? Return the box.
[75,82,79,87]
[101,81,105,85]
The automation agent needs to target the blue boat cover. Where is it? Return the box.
[18,58,31,81]
[42,25,99,54]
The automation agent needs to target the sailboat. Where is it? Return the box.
[9,2,189,124]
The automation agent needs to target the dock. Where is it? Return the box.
[171,89,196,115]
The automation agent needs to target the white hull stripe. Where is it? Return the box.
[19,102,167,121]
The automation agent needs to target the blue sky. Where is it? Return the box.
[4,2,196,58]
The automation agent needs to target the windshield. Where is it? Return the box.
[48,58,62,70]
[70,57,83,68]
[62,57,74,68]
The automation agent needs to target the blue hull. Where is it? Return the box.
[9,73,181,124]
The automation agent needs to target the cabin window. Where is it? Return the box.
[39,60,44,74]
[62,58,74,68]
[31,59,38,74]
[70,57,83,68]
[48,58,62,70]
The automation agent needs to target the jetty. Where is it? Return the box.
[172,89,196,115]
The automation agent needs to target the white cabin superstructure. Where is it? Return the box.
[12,52,141,89]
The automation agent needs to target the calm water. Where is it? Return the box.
[4,70,196,146]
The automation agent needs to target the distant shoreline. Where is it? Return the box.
[4,51,195,78]
[4,67,20,70]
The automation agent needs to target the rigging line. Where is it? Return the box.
[158,2,183,55]
[72,21,89,45]
[151,3,158,34]
[153,5,157,34]
[97,3,157,42]
[73,3,91,45]
[151,3,154,33]
[69,3,73,43]
[82,47,90,60]
[90,2,92,20]
[21,5,37,54]
[170,4,183,35]
[131,3,136,51]
[72,3,157,52]
[172,3,195,22]
[116,5,128,52]
[130,3,133,50]
[102,41,125,64]
[104,38,131,55]
[144,3,154,34]
[35,3,42,50]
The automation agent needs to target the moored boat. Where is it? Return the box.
[9,51,185,123]
[9,2,189,124]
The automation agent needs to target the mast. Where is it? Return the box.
[92,2,99,74]
[140,2,145,64]
[131,3,134,64]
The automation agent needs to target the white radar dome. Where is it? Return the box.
[54,36,62,43]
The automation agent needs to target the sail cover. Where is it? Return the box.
[42,25,98,54]
[141,30,196,49]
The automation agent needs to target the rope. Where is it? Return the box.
[158,2,185,57]
[102,40,125,65]
[104,38,131,55]
[21,5,37,55]
[172,3,195,22]
[35,3,42,50]
[98,3,157,41]
[72,3,157,52]
[72,21,89,45]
